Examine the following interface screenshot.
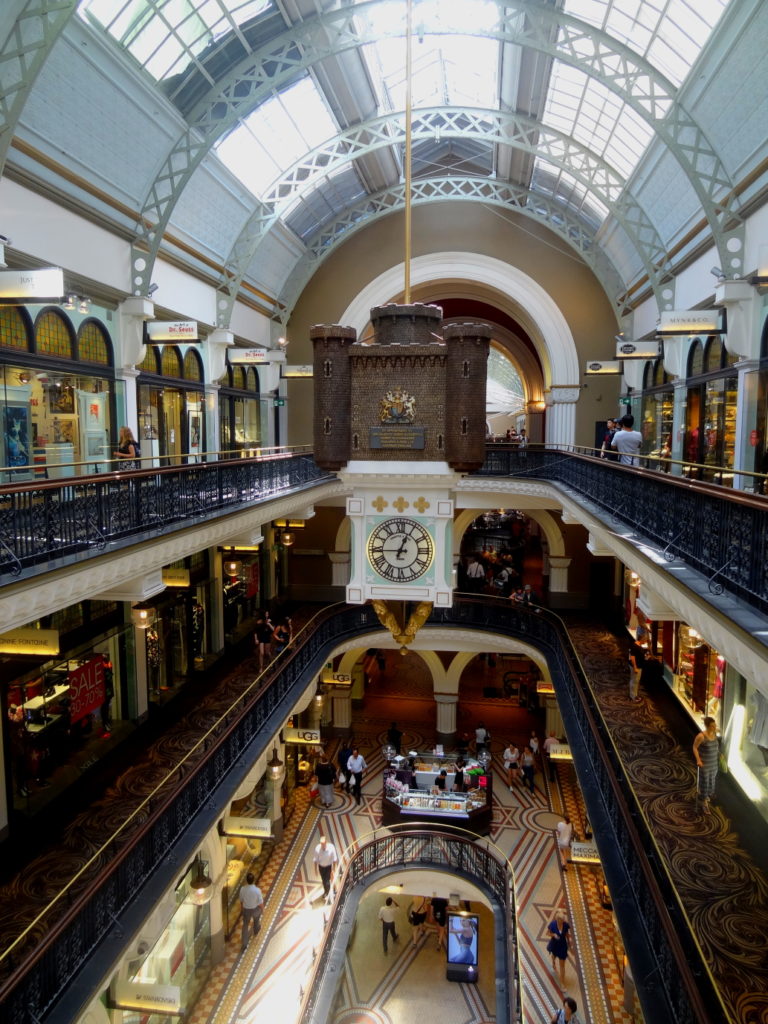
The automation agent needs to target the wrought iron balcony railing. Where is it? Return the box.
[0,601,727,1024]
[0,447,334,582]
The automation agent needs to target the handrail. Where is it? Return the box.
[296,824,519,1024]
[0,443,314,484]
[0,600,730,1024]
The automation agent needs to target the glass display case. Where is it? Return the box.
[381,763,492,835]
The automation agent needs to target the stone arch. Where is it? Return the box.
[340,253,578,392]
[453,507,566,560]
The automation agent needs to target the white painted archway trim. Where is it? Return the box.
[340,252,579,387]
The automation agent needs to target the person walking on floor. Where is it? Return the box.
[628,637,646,701]
[475,721,489,753]
[239,872,264,952]
[408,895,429,945]
[429,895,448,951]
[611,414,643,465]
[337,739,353,792]
[312,835,338,898]
[543,731,559,781]
[386,721,403,755]
[254,610,274,670]
[546,909,572,986]
[503,741,520,790]
[556,815,573,871]
[521,745,536,793]
[347,747,368,804]
[693,715,720,811]
[550,995,583,1023]
[379,896,400,953]
[315,753,337,807]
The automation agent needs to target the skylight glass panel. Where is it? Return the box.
[542,62,653,182]
[562,0,731,88]
[364,35,498,113]
[78,0,270,82]
[215,78,337,199]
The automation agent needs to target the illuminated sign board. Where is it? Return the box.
[113,981,181,1014]
[146,321,198,342]
[615,340,661,359]
[283,727,321,745]
[228,348,270,364]
[658,310,721,335]
[0,268,64,303]
[0,628,60,655]
[162,568,190,587]
[584,360,621,375]
[282,364,313,378]
[220,815,272,838]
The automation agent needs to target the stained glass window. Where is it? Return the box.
[36,311,74,358]
[0,307,30,350]
[78,322,111,365]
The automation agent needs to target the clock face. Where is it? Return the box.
[367,517,435,582]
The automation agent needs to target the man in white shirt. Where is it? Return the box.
[542,731,559,781]
[346,748,368,805]
[312,835,338,898]
[611,414,643,465]
[465,554,486,593]
[239,872,264,951]
[556,816,574,871]
[378,896,400,953]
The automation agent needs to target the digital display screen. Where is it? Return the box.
[446,913,478,965]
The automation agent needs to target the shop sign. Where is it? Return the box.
[0,267,64,302]
[112,980,181,1014]
[615,340,661,359]
[0,628,59,655]
[282,364,313,377]
[146,320,198,342]
[283,727,321,745]
[584,360,621,375]
[162,568,190,586]
[228,348,270,364]
[68,656,106,723]
[220,815,272,838]
[320,669,351,686]
[657,310,721,335]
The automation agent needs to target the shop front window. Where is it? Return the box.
[4,622,135,809]
[219,366,262,453]
[675,624,723,727]
[138,345,205,466]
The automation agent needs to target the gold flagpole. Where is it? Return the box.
[404,0,413,303]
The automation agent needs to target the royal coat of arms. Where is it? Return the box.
[379,388,416,423]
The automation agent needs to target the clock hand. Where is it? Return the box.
[396,536,408,559]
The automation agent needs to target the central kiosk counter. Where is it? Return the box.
[381,752,493,836]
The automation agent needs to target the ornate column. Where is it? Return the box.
[544,386,581,446]
[204,329,233,457]
[434,693,457,741]
[328,551,350,587]
[117,297,154,438]
[547,556,571,594]
[331,690,353,733]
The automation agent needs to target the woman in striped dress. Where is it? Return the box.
[693,716,719,810]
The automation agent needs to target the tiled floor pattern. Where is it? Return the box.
[188,700,633,1024]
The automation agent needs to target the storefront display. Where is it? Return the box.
[675,624,723,728]
[218,364,265,454]
[2,612,135,809]
[641,359,673,466]
[146,559,214,698]
[0,306,119,478]
[137,345,205,465]
[682,337,738,483]
[381,758,492,834]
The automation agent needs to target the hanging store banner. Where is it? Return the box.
[281,364,313,377]
[68,656,106,723]
[220,815,272,838]
[657,310,722,335]
[113,980,181,1015]
[0,628,60,655]
[228,348,270,364]
[0,267,64,303]
[283,726,322,745]
[146,320,198,342]
[584,360,621,375]
[162,568,190,587]
[615,340,661,359]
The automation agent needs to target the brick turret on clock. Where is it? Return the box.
[311,303,490,472]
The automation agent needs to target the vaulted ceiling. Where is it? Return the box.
[2,0,767,331]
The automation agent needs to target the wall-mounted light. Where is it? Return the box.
[78,297,91,315]
[131,603,156,630]
[187,853,213,906]
[624,570,641,588]
[276,336,289,350]
[63,294,77,310]
[280,531,294,547]
[267,746,284,781]
[224,550,242,577]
